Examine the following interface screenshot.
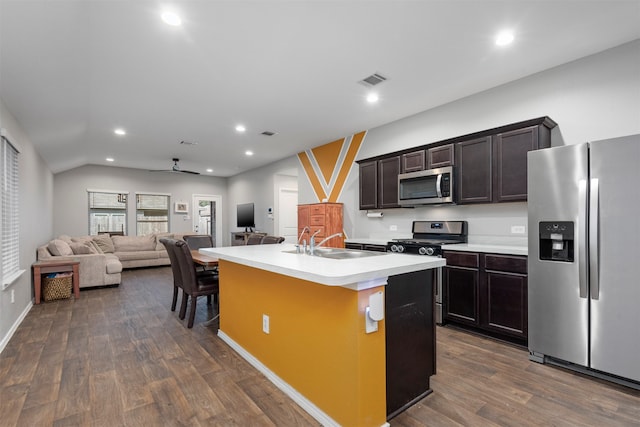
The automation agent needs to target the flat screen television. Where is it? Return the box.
[237,202,255,232]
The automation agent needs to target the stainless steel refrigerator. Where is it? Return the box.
[527,134,640,387]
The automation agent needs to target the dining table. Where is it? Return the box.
[190,250,219,267]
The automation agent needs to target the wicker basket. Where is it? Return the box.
[42,274,73,301]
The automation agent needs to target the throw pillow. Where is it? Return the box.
[48,239,74,256]
[89,240,104,254]
[58,234,73,244]
[69,242,97,255]
[93,234,115,253]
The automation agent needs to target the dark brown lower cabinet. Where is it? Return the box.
[443,251,527,344]
[385,270,435,420]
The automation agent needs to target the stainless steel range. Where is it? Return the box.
[386,220,467,325]
[386,220,467,256]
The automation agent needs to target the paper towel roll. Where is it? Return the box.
[366,212,383,218]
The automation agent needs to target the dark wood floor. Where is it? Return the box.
[1,267,639,426]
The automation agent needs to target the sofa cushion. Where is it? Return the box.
[105,255,123,274]
[58,234,73,244]
[115,250,160,261]
[48,239,74,256]
[70,242,97,255]
[93,234,115,253]
[112,235,156,252]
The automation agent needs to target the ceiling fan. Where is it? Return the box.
[150,158,200,175]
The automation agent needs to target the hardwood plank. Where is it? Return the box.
[2,267,639,427]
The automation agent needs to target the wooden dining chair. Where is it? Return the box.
[159,238,182,312]
[174,240,219,328]
[183,234,217,272]
[245,233,265,245]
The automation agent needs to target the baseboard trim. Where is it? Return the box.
[217,329,344,427]
[0,301,33,354]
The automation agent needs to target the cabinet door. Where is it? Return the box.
[378,156,401,208]
[359,161,378,210]
[297,205,310,241]
[427,144,454,169]
[444,266,480,326]
[456,136,492,204]
[484,272,528,339]
[493,126,539,202]
[401,150,425,173]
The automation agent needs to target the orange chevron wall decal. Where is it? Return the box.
[297,131,366,203]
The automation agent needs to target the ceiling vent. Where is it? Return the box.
[261,131,277,136]
[359,73,387,87]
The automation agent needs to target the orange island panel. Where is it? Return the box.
[218,259,387,427]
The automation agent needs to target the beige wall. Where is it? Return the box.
[53,165,229,242]
[0,97,54,351]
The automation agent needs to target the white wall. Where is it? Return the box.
[53,165,229,241]
[227,157,298,238]
[0,98,54,352]
[309,40,640,243]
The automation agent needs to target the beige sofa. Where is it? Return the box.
[36,233,184,288]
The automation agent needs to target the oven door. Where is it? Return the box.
[398,166,453,206]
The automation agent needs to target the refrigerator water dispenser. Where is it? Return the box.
[539,221,574,262]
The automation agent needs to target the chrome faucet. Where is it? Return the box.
[310,232,343,256]
[308,229,322,256]
[296,226,310,254]
[316,232,344,249]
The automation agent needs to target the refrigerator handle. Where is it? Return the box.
[589,179,600,300]
[578,179,588,298]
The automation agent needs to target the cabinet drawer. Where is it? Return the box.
[444,251,479,268]
[485,254,527,274]
[309,215,325,226]
[309,204,326,215]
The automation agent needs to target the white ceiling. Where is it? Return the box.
[1,1,639,177]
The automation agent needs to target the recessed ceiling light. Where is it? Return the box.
[161,11,182,26]
[245,150,254,156]
[366,93,379,103]
[495,31,514,46]
[236,125,246,133]
[106,157,114,162]
[114,128,126,136]
[206,168,213,173]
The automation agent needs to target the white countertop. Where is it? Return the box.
[441,243,528,256]
[201,243,445,289]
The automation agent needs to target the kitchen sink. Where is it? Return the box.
[282,247,386,259]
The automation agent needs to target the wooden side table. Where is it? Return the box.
[32,259,80,304]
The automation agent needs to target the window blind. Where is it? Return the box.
[2,134,20,287]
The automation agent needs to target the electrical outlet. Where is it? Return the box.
[389,225,398,231]
[11,289,15,303]
[262,314,270,334]
[511,225,526,234]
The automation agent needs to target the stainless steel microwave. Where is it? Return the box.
[398,166,454,206]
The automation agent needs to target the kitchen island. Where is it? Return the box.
[200,244,445,427]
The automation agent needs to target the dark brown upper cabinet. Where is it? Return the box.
[456,124,552,204]
[427,144,454,169]
[359,160,378,210]
[401,150,426,173]
[456,136,493,204]
[378,156,401,209]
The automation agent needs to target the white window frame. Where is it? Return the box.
[135,192,171,236]
[1,128,25,290]
[87,189,129,235]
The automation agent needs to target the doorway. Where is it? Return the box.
[192,194,223,247]
[278,188,298,243]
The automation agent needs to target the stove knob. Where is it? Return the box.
[390,245,398,252]
[418,247,427,255]
[396,245,405,253]
[425,247,435,256]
